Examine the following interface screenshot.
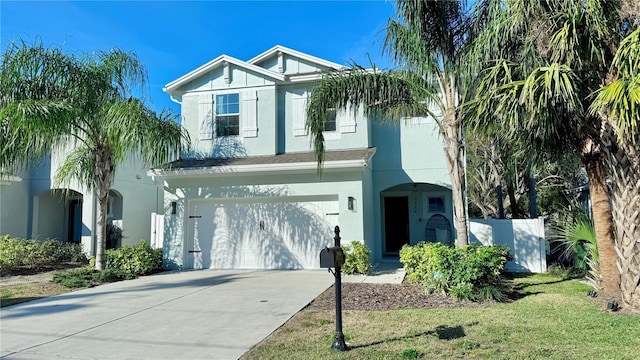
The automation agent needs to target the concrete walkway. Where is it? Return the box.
[0,270,332,360]
[343,261,406,284]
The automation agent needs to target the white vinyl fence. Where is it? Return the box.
[469,217,547,273]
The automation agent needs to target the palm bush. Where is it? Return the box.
[549,210,599,285]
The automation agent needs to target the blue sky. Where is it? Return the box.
[1,1,396,114]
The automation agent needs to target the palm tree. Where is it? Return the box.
[591,27,640,310]
[0,41,188,270]
[307,0,475,246]
[467,0,638,306]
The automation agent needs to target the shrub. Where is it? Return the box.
[399,242,511,301]
[53,267,132,288]
[0,235,22,270]
[0,236,87,272]
[341,241,371,275]
[105,240,162,277]
[53,268,96,288]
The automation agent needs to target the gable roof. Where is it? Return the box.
[248,45,346,71]
[164,54,286,95]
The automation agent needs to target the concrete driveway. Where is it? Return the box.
[0,270,333,360]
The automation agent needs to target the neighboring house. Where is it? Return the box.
[0,146,163,254]
[152,45,454,270]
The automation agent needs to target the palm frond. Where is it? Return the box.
[591,27,640,142]
[54,145,94,191]
[306,68,439,165]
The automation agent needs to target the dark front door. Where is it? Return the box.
[384,196,410,254]
[67,200,82,243]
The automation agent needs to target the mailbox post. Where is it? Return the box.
[319,226,348,352]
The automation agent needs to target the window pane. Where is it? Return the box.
[216,115,240,137]
[216,93,239,115]
[428,197,445,213]
[324,109,337,132]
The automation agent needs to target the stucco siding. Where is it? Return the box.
[0,178,30,238]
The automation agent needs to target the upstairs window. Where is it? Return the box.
[215,93,240,137]
[324,108,337,132]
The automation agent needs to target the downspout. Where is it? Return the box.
[170,95,182,105]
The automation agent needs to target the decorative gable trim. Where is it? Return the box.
[248,45,346,71]
[164,55,285,95]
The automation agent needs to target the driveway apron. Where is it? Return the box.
[0,270,332,360]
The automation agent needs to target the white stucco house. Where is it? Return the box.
[152,45,454,270]
[0,148,163,254]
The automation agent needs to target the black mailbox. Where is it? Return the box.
[320,246,345,268]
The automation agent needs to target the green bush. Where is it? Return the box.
[0,235,21,270]
[105,240,162,277]
[341,241,371,275]
[52,267,131,288]
[53,268,96,288]
[0,235,87,272]
[400,242,511,301]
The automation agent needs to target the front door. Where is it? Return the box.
[384,196,410,254]
[67,199,82,243]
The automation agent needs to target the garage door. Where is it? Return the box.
[186,199,339,269]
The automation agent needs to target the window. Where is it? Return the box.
[324,108,337,132]
[215,93,240,137]
[106,196,113,218]
[428,197,445,213]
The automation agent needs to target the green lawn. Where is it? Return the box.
[242,274,640,360]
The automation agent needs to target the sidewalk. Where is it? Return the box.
[343,261,406,284]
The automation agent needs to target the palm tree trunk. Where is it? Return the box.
[95,195,108,271]
[94,149,113,271]
[506,180,521,218]
[443,114,469,246]
[583,147,620,298]
[601,128,640,310]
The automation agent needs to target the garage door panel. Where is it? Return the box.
[187,200,338,270]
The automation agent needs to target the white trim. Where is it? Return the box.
[164,55,285,95]
[181,84,274,98]
[248,45,346,70]
[241,90,258,138]
[285,73,327,83]
[292,91,309,136]
[339,104,357,133]
[149,159,368,178]
[323,131,341,141]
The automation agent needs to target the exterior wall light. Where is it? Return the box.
[348,196,356,211]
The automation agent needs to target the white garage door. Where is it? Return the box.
[186,199,339,269]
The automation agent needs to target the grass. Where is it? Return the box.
[241,274,640,360]
[1,281,73,307]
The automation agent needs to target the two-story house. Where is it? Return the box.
[153,45,454,270]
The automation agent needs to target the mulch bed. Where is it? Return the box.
[308,283,492,311]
